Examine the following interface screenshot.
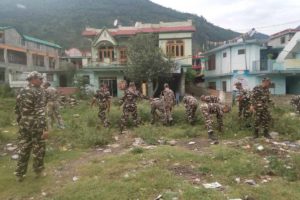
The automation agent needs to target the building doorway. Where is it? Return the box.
[99,77,117,96]
[59,75,67,87]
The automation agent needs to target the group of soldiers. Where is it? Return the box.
[91,81,230,144]
[14,70,300,182]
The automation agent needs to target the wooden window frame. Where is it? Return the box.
[166,40,184,57]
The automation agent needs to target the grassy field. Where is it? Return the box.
[0,97,300,200]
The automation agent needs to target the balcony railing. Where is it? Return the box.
[252,59,275,72]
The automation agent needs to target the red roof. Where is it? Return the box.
[82,26,196,37]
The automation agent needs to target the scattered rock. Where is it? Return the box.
[7,146,17,151]
[155,194,163,200]
[242,145,251,149]
[235,177,241,184]
[114,136,119,141]
[244,179,256,186]
[11,154,19,160]
[257,145,264,151]
[3,130,9,133]
[168,140,177,146]
[41,192,47,196]
[72,176,79,182]
[124,173,129,178]
[188,141,196,145]
[144,145,156,150]
[132,138,144,147]
[270,132,279,139]
[1,153,8,157]
[103,149,112,153]
[203,182,222,189]
[289,112,296,117]
[73,114,80,118]
[110,144,120,148]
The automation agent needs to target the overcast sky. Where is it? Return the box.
[150,0,300,35]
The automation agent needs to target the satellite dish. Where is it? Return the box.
[113,19,118,27]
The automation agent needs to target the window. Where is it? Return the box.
[46,73,54,81]
[0,49,4,62]
[49,57,56,69]
[32,54,45,67]
[82,75,90,85]
[7,50,27,65]
[280,36,285,44]
[98,46,115,62]
[207,54,216,70]
[222,81,227,92]
[208,82,216,90]
[0,32,3,43]
[223,52,227,58]
[119,48,127,64]
[238,49,245,55]
[0,69,5,82]
[166,40,184,57]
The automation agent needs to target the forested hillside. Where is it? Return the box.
[0,0,240,49]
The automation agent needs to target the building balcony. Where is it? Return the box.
[252,59,276,73]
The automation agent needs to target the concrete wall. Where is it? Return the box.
[268,33,294,48]
[205,43,261,77]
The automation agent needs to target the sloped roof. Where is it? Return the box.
[23,35,61,49]
[82,26,196,37]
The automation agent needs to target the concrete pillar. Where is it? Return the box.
[27,52,32,68]
[4,48,7,63]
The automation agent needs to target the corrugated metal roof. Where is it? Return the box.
[23,35,61,49]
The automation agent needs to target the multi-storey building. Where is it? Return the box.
[202,28,300,95]
[81,20,195,97]
[0,26,61,87]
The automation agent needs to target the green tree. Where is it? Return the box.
[126,34,173,96]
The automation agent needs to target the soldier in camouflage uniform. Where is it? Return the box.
[150,96,166,124]
[200,95,230,144]
[235,82,251,119]
[200,94,220,103]
[250,78,273,139]
[290,95,300,114]
[119,82,146,133]
[91,84,111,127]
[161,83,175,125]
[15,71,48,182]
[43,82,65,130]
[182,95,198,124]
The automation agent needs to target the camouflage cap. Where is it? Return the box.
[26,71,43,81]
[234,82,242,86]
[262,77,271,82]
[129,82,135,87]
[164,83,169,88]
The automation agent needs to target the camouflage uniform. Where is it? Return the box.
[236,88,251,119]
[182,95,198,124]
[200,102,224,141]
[45,87,64,129]
[150,97,166,124]
[251,85,273,138]
[94,88,111,127]
[119,87,143,132]
[162,87,175,124]
[201,95,220,103]
[290,95,300,113]
[15,72,48,179]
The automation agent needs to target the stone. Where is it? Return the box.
[257,145,264,151]
[168,140,177,146]
[270,132,279,139]
[203,182,222,189]
[11,154,19,160]
[72,176,79,182]
[188,141,196,145]
[244,179,256,186]
[103,149,112,153]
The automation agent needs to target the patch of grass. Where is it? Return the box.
[131,147,144,154]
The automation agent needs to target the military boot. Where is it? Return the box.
[208,131,219,144]
[253,129,259,139]
[263,130,272,139]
